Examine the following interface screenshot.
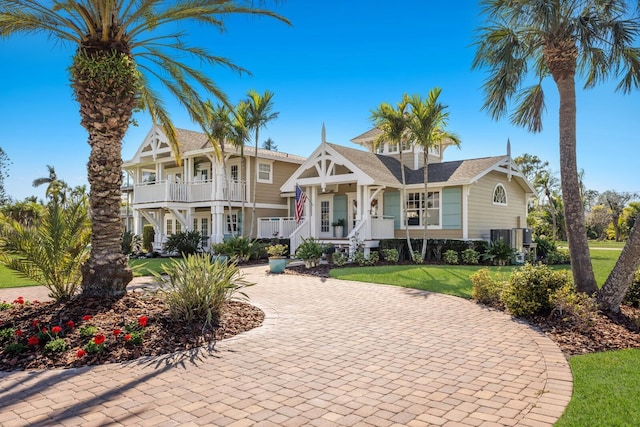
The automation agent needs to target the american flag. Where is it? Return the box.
[295,184,307,224]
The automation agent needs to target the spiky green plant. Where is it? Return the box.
[154,253,252,329]
[0,192,90,300]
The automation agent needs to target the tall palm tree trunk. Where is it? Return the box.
[421,153,429,260]
[240,148,246,237]
[249,133,259,238]
[555,70,598,295]
[597,219,640,312]
[71,48,135,297]
[399,151,414,259]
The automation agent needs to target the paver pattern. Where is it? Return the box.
[0,265,572,426]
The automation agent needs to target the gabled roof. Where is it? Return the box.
[309,142,535,193]
[125,125,305,165]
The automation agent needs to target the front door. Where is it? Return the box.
[318,195,333,238]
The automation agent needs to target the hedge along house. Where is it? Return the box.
[123,126,305,251]
[281,126,536,255]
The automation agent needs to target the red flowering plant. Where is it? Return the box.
[83,334,106,354]
[121,315,149,346]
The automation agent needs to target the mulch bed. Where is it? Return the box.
[286,263,640,357]
[0,292,263,371]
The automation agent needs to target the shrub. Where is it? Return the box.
[471,268,505,308]
[267,244,288,257]
[623,270,640,308]
[212,236,261,262]
[482,240,515,266]
[443,250,459,265]
[461,248,480,265]
[121,230,142,255]
[295,238,325,264]
[155,253,252,328]
[142,224,155,252]
[411,252,423,264]
[534,235,556,259]
[550,284,598,332]
[333,251,347,266]
[381,248,399,263]
[163,231,203,255]
[545,248,571,265]
[354,250,379,266]
[501,263,571,318]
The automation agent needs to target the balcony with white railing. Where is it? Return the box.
[133,180,245,204]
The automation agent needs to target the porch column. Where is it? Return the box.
[310,186,317,237]
[462,185,469,240]
[356,185,363,222]
[133,210,141,235]
[212,204,224,244]
[156,209,165,249]
[215,161,225,201]
[186,208,194,231]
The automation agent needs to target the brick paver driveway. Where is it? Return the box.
[0,265,571,426]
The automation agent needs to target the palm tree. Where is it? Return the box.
[534,169,561,241]
[408,89,461,261]
[0,2,289,297]
[371,94,414,259]
[32,165,68,203]
[241,90,279,238]
[472,0,640,295]
[231,103,250,237]
[262,137,278,151]
[203,101,237,238]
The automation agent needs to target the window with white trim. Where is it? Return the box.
[257,161,272,183]
[493,184,507,205]
[175,221,182,234]
[376,144,384,154]
[225,212,239,234]
[406,191,440,226]
[166,218,173,235]
[401,140,412,152]
[388,142,399,153]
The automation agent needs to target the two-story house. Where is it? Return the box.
[123,124,535,255]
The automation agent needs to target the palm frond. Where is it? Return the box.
[510,83,546,132]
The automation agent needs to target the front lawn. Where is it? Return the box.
[0,264,38,289]
[555,349,640,426]
[128,257,173,276]
[330,264,516,299]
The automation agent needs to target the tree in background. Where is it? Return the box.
[514,153,548,184]
[598,191,639,242]
[408,89,461,261]
[534,169,561,241]
[262,137,278,151]
[0,1,289,298]
[0,198,43,227]
[0,148,11,205]
[241,90,279,238]
[32,165,69,203]
[473,0,640,295]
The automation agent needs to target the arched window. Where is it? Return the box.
[493,184,507,205]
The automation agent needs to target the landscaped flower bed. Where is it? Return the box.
[0,293,264,371]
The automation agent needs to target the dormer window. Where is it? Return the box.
[493,184,507,205]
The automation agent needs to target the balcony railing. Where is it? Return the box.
[257,217,301,239]
[133,180,245,204]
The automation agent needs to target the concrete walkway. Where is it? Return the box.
[0,265,572,426]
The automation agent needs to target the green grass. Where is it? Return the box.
[128,257,174,276]
[558,240,625,250]
[330,264,516,299]
[0,264,39,289]
[555,349,640,427]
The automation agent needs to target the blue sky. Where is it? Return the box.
[1,0,638,201]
